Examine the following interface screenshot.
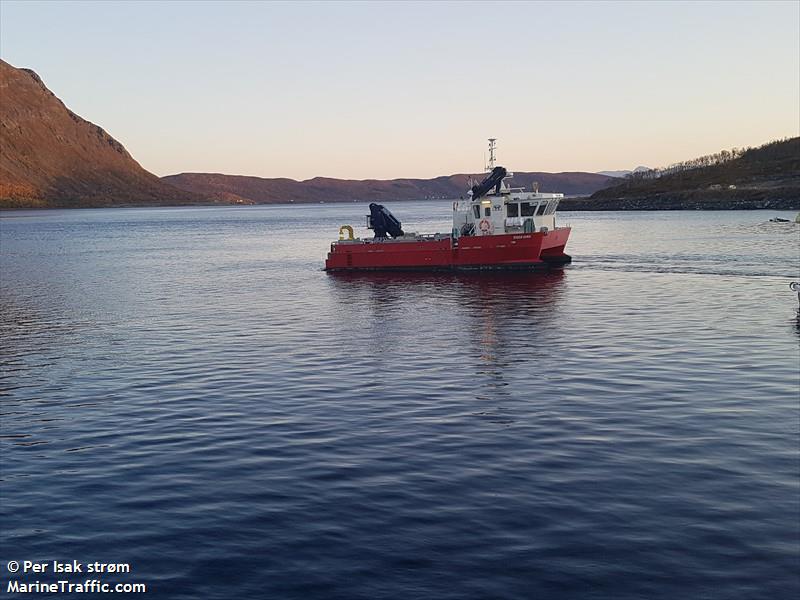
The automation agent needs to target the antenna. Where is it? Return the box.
[486,138,497,171]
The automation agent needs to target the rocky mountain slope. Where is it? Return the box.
[162,170,617,204]
[572,138,800,210]
[0,59,210,208]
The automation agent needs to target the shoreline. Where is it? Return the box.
[3,194,800,212]
[559,196,800,211]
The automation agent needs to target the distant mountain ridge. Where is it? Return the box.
[0,56,621,210]
[0,59,211,208]
[0,58,619,209]
[597,166,651,178]
[162,170,618,204]
[10,57,786,212]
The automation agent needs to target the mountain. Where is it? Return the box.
[597,166,651,178]
[162,170,617,204]
[0,59,212,209]
[568,138,800,210]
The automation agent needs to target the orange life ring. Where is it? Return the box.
[479,219,492,233]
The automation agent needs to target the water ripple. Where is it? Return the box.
[1,206,798,599]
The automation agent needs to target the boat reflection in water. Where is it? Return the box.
[325,270,568,405]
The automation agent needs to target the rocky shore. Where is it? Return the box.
[561,187,800,210]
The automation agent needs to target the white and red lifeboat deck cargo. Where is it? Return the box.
[324,140,572,272]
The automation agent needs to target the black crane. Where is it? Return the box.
[471,166,507,200]
[367,203,404,238]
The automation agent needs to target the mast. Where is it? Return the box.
[486,138,497,172]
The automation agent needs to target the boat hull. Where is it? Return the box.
[325,228,571,271]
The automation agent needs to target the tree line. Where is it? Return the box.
[625,137,794,181]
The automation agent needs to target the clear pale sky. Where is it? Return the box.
[1,0,798,180]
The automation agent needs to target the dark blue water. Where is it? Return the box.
[2,204,798,599]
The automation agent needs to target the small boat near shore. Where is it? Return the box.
[324,140,572,272]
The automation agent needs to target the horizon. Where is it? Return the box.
[1,0,798,180]
[157,134,790,182]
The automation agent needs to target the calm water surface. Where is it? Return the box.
[1,204,798,599]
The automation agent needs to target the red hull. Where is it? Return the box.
[325,228,571,271]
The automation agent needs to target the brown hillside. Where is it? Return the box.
[580,138,800,210]
[162,170,616,204]
[0,59,211,208]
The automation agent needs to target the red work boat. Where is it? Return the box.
[325,139,572,272]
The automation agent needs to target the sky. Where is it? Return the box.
[1,0,798,180]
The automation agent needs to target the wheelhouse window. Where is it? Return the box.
[521,202,536,217]
[484,207,491,217]
[507,203,519,217]
[473,205,480,219]
[536,203,547,216]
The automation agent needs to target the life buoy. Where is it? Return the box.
[478,219,492,234]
